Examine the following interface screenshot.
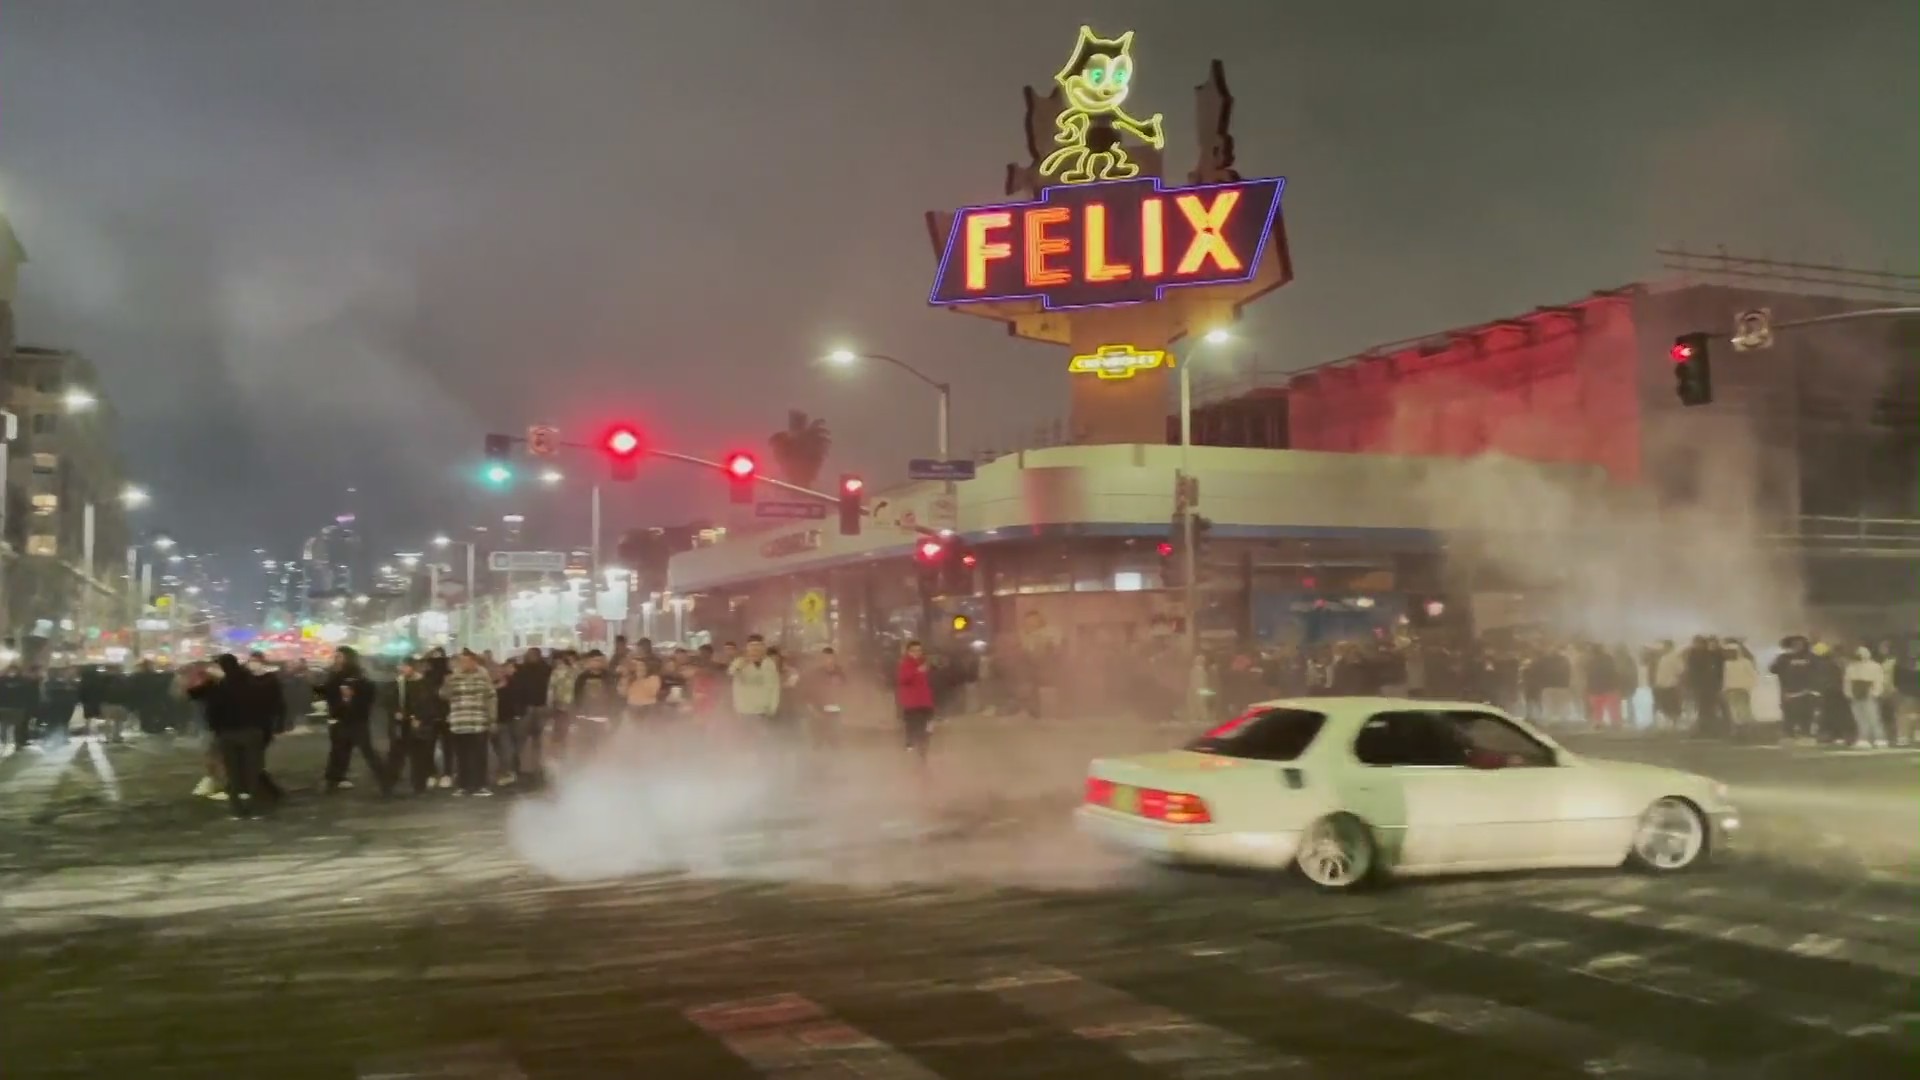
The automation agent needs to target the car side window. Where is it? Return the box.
[1443,711,1557,768]
[1353,711,1467,767]
[1185,708,1326,762]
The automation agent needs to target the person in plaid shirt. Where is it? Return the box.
[440,650,498,796]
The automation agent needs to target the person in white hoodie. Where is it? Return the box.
[1720,640,1759,732]
[1844,646,1888,748]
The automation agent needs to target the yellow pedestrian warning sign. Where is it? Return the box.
[796,589,827,624]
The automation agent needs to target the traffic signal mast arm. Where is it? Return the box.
[1760,305,1920,336]
[1714,305,1920,350]
[488,431,882,518]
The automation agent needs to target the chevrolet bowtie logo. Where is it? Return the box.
[1068,344,1169,380]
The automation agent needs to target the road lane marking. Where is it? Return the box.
[978,963,1314,1076]
[1383,917,1904,1039]
[685,992,942,1078]
[1533,896,1920,979]
[358,1041,527,1078]
[1186,938,1722,1079]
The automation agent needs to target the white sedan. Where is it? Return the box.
[1077,697,1739,890]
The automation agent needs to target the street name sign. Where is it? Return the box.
[487,550,567,573]
[908,458,977,481]
[755,501,829,521]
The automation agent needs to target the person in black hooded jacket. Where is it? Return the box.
[245,652,287,803]
[385,656,446,794]
[318,646,392,795]
[186,655,266,819]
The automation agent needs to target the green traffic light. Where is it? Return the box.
[482,463,513,487]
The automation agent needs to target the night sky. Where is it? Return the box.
[1,1,1913,596]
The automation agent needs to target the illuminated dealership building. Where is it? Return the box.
[668,28,1916,654]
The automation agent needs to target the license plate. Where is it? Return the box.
[1110,784,1138,814]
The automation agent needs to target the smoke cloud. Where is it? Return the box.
[506,716,1163,889]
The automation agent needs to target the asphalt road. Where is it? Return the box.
[1,721,1915,1079]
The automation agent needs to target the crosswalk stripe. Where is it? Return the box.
[82,739,121,804]
[0,741,84,818]
[1653,883,1920,941]
[685,992,943,1078]
[1384,916,1905,1039]
[1532,895,1920,979]
[978,963,1316,1077]
[1184,938,1723,1079]
[358,1041,526,1078]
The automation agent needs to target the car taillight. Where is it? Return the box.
[1084,777,1116,806]
[1138,788,1212,825]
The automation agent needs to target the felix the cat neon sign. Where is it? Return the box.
[930,175,1284,311]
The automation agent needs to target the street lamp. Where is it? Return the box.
[121,484,150,508]
[1172,326,1238,705]
[822,345,952,460]
[153,535,176,551]
[433,534,478,646]
[539,468,563,485]
[63,388,97,412]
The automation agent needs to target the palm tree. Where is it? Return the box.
[767,410,831,489]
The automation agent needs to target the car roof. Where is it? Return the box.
[1246,696,1515,715]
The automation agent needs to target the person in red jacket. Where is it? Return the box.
[896,640,936,765]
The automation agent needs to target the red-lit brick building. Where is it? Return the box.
[1188,274,1920,622]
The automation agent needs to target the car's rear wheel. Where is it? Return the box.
[1626,797,1708,873]
[1295,813,1378,891]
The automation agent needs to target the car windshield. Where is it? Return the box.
[1184,707,1327,762]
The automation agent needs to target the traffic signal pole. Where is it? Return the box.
[1178,357,1198,702]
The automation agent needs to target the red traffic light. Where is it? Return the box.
[960,552,978,569]
[725,453,756,479]
[917,539,945,561]
[1156,541,1174,557]
[842,476,864,494]
[604,426,643,457]
[1670,342,1696,363]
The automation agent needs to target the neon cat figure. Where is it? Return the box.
[1039,26,1167,184]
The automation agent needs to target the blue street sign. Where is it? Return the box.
[907,458,977,481]
[755,501,828,520]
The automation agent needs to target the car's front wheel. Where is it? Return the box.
[1295,813,1378,891]
[1626,797,1709,873]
